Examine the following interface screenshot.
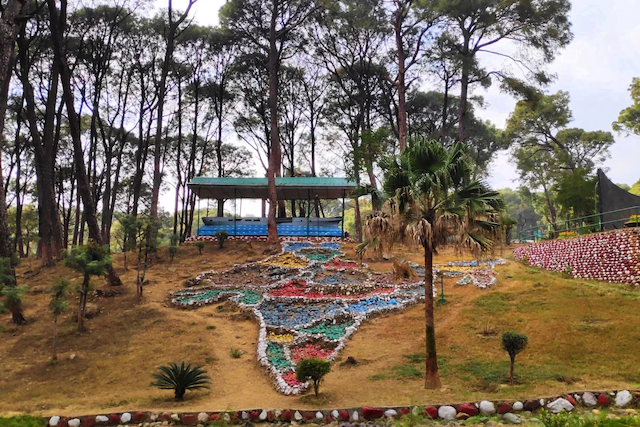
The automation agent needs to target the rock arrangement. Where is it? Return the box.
[514,229,640,284]
[171,242,429,395]
[46,390,640,426]
[186,235,349,243]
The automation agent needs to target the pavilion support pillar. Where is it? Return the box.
[307,189,310,238]
[197,195,201,236]
[234,188,237,237]
[341,189,345,240]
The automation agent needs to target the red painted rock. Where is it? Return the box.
[362,407,384,420]
[325,415,333,423]
[250,411,259,420]
[400,408,410,416]
[109,414,121,423]
[82,417,95,427]
[524,400,541,411]
[458,403,478,417]
[497,403,511,414]
[340,410,349,421]
[162,413,171,421]
[424,406,438,419]
[58,419,68,427]
[281,410,292,421]
[182,414,197,425]
[565,395,577,406]
[305,411,314,420]
[133,412,145,421]
[267,411,275,421]
[210,414,219,421]
[598,394,611,407]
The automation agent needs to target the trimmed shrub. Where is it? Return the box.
[296,358,331,396]
[502,331,529,384]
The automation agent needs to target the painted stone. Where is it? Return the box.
[339,410,349,421]
[616,390,632,407]
[182,414,197,425]
[598,394,611,407]
[120,413,132,423]
[547,398,575,414]
[479,401,496,415]
[458,403,479,416]
[362,407,384,420]
[49,416,60,427]
[498,403,512,414]
[133,411,145,421]
[583,392,597,406]
[81,417,95,427]
[424,406,438,419]
[438,406,457,420]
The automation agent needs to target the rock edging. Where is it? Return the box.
[46,389,640,426]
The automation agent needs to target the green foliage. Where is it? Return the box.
[195,241,205,254]
[630,178,640,196]
[49,278,70,317]
[502,332,529,359]
[229,348,244,358]
[64,241,112,277]
[296,358,331,396]
[0,415,46,427]
[150,361,211,400]
[206,325,216,330]
[215,230,229,249]
[540,409,640,427]
[169,245,178,261]
[613,77,640,137]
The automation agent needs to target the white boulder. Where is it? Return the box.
[479,401,496,415]
[583,392,597,406]
[616,390,633,407]
[48,416,60,427]
[547,398,574,414]
[438,406,457,420]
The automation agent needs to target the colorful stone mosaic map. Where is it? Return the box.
[170,242,428,395]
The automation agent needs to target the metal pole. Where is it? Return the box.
[341,190,345,240]
[234,188,237,237]
[197,195,200,236]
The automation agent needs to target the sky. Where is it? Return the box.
[157,0,640,212]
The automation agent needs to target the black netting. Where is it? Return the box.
[597,169,640,230]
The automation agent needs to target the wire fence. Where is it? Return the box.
[517,206,640,242]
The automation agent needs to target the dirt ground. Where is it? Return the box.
[1,240,639,417]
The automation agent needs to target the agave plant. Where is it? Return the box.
[151,361,211,400]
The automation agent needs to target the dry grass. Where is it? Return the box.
[0,241,639,417]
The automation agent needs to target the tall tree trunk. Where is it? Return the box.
[47,0,122,287]
[458,38,471,144]
[18,28,64,266]
[395,12,407,152]
[173,76,183,235]
[0,0,26,324]
[266,0,280,243]
[424,246,440,389]
[149,0,195,248]
[354,198,362,243]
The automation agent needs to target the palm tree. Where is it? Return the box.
[370,138,503,389]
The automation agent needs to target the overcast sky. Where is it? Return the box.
[159,0,640,208]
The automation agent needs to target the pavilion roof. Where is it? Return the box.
[187,177,357,200]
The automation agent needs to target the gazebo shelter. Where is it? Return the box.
[187,177,357,239]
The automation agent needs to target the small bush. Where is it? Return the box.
[206,325,216,330]
[296,358,331,396]
[230,348,244,358]
[502,331,529,385]
[215,230,229,249]
[169,245,178,261]
[195,241,205,255]
[150,361,211,400]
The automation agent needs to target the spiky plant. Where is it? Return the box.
[368,138,504,389]
[151,361,211,400]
